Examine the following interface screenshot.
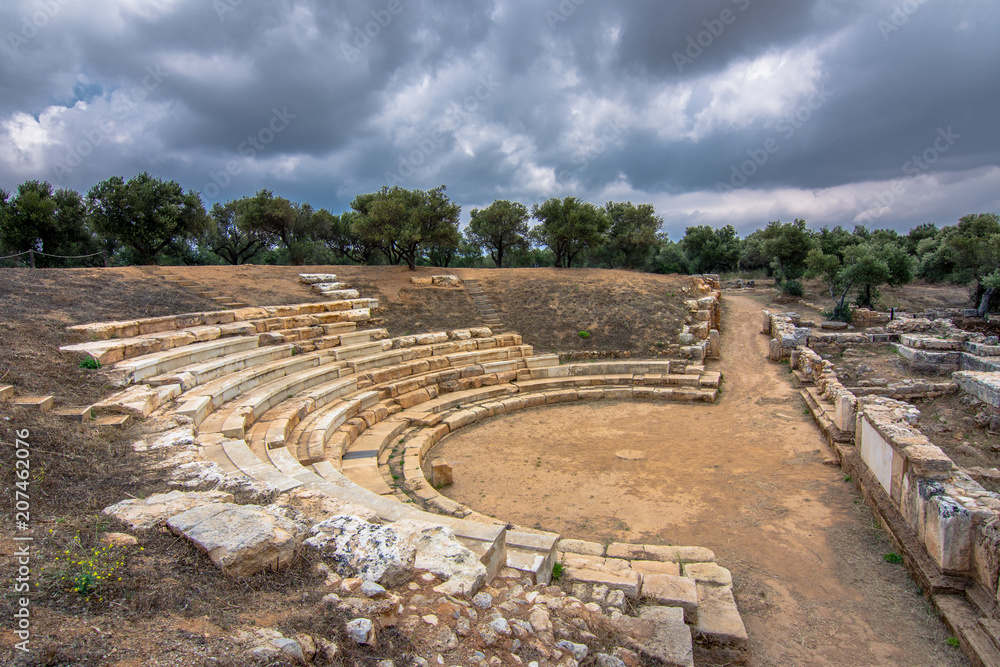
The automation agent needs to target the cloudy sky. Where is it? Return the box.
[1,0,998,238]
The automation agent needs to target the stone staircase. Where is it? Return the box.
[148,266,250,309]
[464,280,503,331]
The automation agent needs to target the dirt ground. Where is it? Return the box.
[0,267,983,665]
[432,293,967,666]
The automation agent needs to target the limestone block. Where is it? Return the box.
[693,583,748,648]
[682,562,732,587]
[563,567,642,599]
[431,275,461,286]
[299,274,338,284]
[431,458,453,487]
[762,310,772,335]
[167,503,308,577]
[634,606,694,667]
[973,517,1000,595]
[641,575,698,623]
[103,490,235,530]
[391,520,487,596]
[834,392,857,433]
[409,277,434,286]
[558,539,605,557]
[415,332,449,345]
[304,515,415,586]
[924,494,974,573]
[630,560,681,576]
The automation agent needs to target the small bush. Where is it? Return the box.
[578,331,590,339]
[883,552,903,564]
[78,357,101,370]
[947,637,960,648]
[552,562,565,581]
[780,280,804,297]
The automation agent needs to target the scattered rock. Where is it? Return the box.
[346,617,376,646]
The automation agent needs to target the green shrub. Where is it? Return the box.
[552,562,565,581]
[883,552,903,564]
[578,331,590,339]
[79,357,101,370]
[780,280,804,297]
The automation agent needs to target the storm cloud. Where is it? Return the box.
[1,0,998,237]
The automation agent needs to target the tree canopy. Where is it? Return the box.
[467,199,530,269]
[350,185,461,270]
[86,172,209,265]
[531,197,608,268]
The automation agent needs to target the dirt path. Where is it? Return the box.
[432,293,967,666]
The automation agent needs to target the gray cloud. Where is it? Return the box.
[0,0,997,238]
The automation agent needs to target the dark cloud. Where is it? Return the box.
[0,0,997,237]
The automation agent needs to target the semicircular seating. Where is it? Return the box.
[65,280,723,587]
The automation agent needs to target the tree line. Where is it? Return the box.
[1,173,997,316]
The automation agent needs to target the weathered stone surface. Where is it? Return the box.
[304,515,415,586]
[682,562,733,587]
[103,490,235,530]
[631,606,694,667]
[346,617,376,645]
[563,567,641,599]
[166,503,308,577]
[431,458,453,487]
[391,519,488,596]
[924,494,974,573]
[299,274,338,284]
[641,575,698,623]
[693,583,748,648]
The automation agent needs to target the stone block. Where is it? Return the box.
[924,494,974,573]
[630,560,681,576]
[631,606,694,667]
[693,583,748,648]
[431,458,453,487]
[12,395,54,412]
[563,567,642,599]
[641,574,698,623]
[682,562,732,587]
[0,385,13,400]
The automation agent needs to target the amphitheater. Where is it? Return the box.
[3,266,999,666]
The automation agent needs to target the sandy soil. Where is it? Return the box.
[432,293,967,666]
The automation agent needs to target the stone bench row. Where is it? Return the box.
[198,361,720,585]
[306,361,719,504]
[66,298,372,341]
[62,301,376,366]
[188,335,528,444]
[267,354,529,466]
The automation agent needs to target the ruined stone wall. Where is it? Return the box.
[858,399,1000,584]
[767,309,1000,607]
